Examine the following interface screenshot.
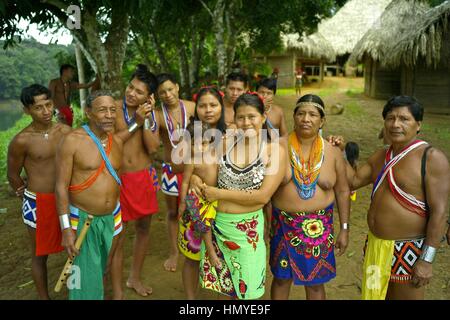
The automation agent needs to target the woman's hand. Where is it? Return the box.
[334,230,349,256]
[189,174,205,198]
[202,184,221,202]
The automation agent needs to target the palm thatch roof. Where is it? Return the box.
[282,32,336,61]
[349,0,449,68]
[385,1,450,68]
[318,0,392,56]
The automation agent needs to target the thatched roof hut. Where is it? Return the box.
[385,1,450,68]
[282,32,336,62]
[350,0,450,113]
[349,0,430,66]
[318,0,392,56]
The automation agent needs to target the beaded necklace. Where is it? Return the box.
[161,100,187,148]
[288,132,324,199]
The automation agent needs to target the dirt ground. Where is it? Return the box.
[0,77,449,300]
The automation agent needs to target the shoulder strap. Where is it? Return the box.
[421,145,432,212]
[82,125,121,186]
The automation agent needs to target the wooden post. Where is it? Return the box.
[320,61,324,83]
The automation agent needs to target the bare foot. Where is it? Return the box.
[164,254,178,272]
[126,280,153,297]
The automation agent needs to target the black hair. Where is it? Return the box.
[233,93,271,140]
[257,77,277,95]
[60,64,75,76]
[225,72,248,87]
[130,64,157,94]
[382,95,423,121]
[156,73,178,88]
[194,86,227,134]
[20,84,51,108]
[294,94,325,118]
[345,142,360,168]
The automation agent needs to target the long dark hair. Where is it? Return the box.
[194,86,226,134]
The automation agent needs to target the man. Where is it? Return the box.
[223,72,248,128]
[331,96,449,300]
[7,84,72,299]
[112,64,160,298]
[256,77,288,138]
[155,73,195,272]
[55,90,151,300]
[48,64,95,127]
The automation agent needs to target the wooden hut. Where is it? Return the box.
[255,32,335,88]
[351,0,450,113]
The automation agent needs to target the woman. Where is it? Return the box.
[177,86,226,299]
[270,94,350,300]
[198,93,287,299]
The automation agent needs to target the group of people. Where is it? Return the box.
[6,63,450,300]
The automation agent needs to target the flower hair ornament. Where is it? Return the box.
[193,85,225,103]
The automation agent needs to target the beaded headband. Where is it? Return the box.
[295,101,325,113]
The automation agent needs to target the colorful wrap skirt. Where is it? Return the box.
[178,192,218,261]
[199,209,266,300]
[270,204,336,286]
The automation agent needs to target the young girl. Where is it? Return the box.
[178,120,222,269]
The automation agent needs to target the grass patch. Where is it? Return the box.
[344,101,364,117]
[346,88,364,98]
[318,83,339,98]
[276,88,296,96]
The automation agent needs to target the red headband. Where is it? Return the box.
[193,86,225,103]
[246,91,265,106]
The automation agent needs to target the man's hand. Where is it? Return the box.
[15,184,26,198]
[135,94,156,126]
[327,135,345,151]
[334,230,349,256]
[411,259,433,288]
[62,228,79,258]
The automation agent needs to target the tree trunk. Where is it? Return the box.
[74,43,87,111]
[213,0,227,85]
[190,18,204,88]
[177,42,191,99]
[149,27,172,73]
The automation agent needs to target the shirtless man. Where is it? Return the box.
[48,64,95,127]
[7,84,71,299]
[55,90,151,300]
[223,72,248,128]
[112,64,160,298]
[155,73,195,272]
[331,96,449,300]
[256,77,288,138]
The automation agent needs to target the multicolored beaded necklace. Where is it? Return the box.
[161,100,187,148]
[288,131,324,200]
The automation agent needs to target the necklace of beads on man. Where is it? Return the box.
[162,100,187,148]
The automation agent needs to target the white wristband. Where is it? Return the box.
[128,122,139,133]
[59,214,71,231]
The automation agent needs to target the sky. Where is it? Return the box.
[17,19,73,46]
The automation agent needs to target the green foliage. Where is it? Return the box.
[0,115,32,183]
[0,39,72,100]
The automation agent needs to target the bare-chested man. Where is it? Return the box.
[48,64,94,127]
[55,90,151,300]
[256,77,288,138]
[111,64,160,298]
[155,73,195,272]
[331,96,449,300]
[7,84,71,299]
[223,72,248,128]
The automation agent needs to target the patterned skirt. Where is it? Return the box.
[199,209,266,300]
[270,204,336,286]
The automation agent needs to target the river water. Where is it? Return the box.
[0,100,22,131]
